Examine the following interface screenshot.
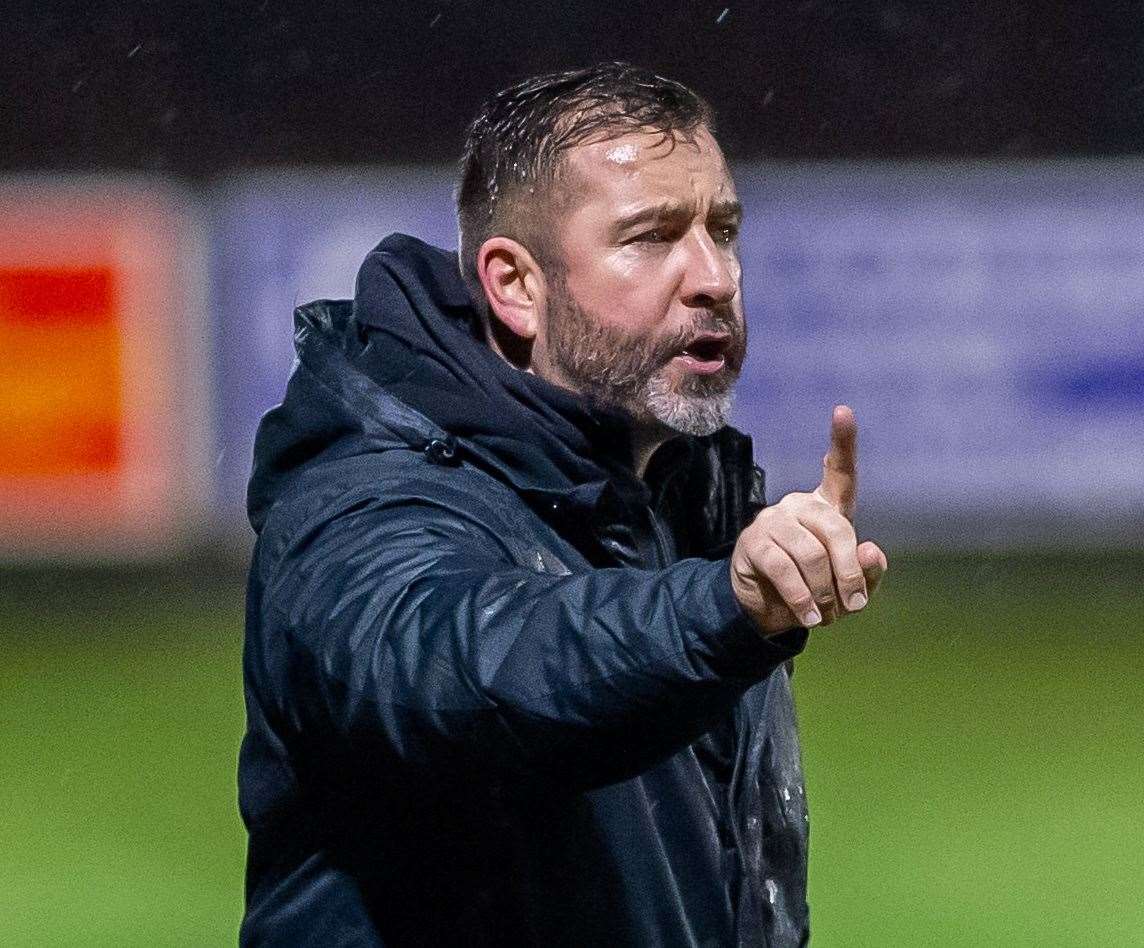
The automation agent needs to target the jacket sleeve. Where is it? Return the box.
[257,490,807,790]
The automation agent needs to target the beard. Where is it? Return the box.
[544,273,747,437]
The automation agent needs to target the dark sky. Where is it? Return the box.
[5,0,1143,176]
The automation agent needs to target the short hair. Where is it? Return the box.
[455,62,715,306]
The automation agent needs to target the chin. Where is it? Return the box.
[644,381,734,437]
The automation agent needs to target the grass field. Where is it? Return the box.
[1,552,1141,946]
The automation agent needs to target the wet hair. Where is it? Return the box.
[455,62,715,306]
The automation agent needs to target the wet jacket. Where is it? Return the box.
[239,234,811,946]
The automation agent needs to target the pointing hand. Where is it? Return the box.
[730,405,888,635]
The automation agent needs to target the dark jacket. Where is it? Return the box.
[239,234,811,947]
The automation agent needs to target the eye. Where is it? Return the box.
[711,223,740,245]
[631,227,672,244]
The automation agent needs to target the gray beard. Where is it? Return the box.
[544,275,746,437]
[643,372,735,436]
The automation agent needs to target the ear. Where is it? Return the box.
[475,236,548,346]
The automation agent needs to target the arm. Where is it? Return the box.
[258,494,807,790]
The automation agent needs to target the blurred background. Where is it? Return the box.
[2,2,1141,944]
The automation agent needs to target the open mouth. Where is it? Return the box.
[673,333,731,373]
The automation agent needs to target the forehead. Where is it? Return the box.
[558,125,736,215]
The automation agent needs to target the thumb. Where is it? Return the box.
[817,404,858,521]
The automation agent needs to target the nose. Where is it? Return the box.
[679,227,737,308]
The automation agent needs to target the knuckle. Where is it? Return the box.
[789,594,816,613]
[826,519,856,544]
[754,506,778,526]
[731,552,754,582]
[760,545,789,574]
[802,545,829,571]
[813,588,836,608]
[773,507,801,529]
[777,491,812,512]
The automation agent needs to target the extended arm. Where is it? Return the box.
[256,494,805,790]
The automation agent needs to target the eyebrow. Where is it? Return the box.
[613,198,743,231]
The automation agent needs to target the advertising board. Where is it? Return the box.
[212,162,1144,547]
[0,179,208,559]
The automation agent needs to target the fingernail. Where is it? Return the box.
[802,608,822,627]
[848,592,868,610]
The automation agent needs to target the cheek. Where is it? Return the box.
[565,252,677,333]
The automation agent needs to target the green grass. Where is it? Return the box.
[0,552,1140,946]
[798,552,1144,947]
[0,568,248,947]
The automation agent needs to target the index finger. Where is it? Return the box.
[817,404,858,520]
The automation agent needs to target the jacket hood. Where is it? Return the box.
[247,234,761,544]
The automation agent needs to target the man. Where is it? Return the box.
[239,62,886,946]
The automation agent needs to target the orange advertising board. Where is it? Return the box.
[0,180,207,559]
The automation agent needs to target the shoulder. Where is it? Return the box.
[254,447,540,571]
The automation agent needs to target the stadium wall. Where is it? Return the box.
[2,162,1140,560]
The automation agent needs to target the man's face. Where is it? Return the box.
[535,124,746,436]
